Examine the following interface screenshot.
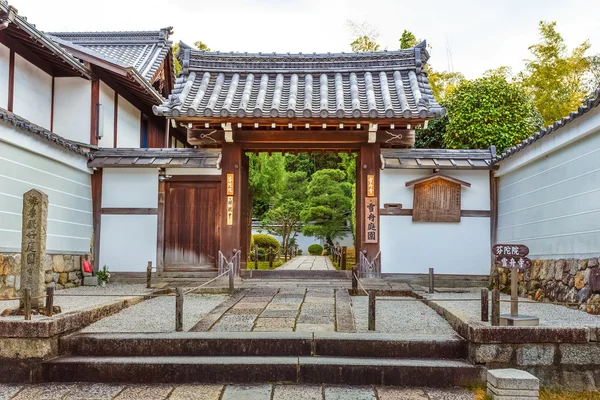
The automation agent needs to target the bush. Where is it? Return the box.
[308,244,323,255]
[297,249,303,256]
[252,234,280,250]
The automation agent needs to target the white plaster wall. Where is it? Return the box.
[53,77,91,144]
[497,126,600,259]
[380,169,491,275]
[97,81,115,148]
[101,169,158,208]
[0,127,92,254]
[99,215,157,272]
[116,95,140,148]
[13,55,52,129]
[0,43,10,109]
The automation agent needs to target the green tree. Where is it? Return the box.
[301,169,352,247]
[172,41,211,76]
[248,153,286,218]
[261,200,304,259]
[588,54,600,94]
[194,41,211,51]
[347,21,380,52]
[399,30,419,49]
[444,75,543,152]
[415,116,448,148]
[428,69,464,102]
[519,21,591,125]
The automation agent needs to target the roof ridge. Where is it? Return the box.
[48,27,173,42]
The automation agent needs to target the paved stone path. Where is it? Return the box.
[192,286,347,332]
[277,256,336,271]
[0,383,475,399]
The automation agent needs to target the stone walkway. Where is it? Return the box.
[0,383,474,399]
[277,256,336,270]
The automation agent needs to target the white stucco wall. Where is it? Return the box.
[380,169,491,275]
[496,107,600,259]
[0,43,10,109]
[116,95,140,148]
[99,168,158,272]
[53,77,91,144]
[13,55,52,129]
[0,124,93,254]
[97,81,115,148]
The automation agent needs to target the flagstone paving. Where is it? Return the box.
[277,256,336,270]
[0,383,475,399]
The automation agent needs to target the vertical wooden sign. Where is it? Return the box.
[367,175,375,197]
[226,174,234,196]
[226,196,234,225]
[364,197,378,243]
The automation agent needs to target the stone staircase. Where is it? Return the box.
[41,332,485,386]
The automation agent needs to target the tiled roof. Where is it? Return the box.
[153,41,445,120]
[88,148,221,168]
[492,88,600,164]
[0,108,87,156]
[47,28,173,82]
[381,148,495,170]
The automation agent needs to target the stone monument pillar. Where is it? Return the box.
[19,189,48,310]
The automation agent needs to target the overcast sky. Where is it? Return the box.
[14,0,600,79]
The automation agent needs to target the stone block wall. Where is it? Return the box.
[497,257,600,314]
[0,253,84,298]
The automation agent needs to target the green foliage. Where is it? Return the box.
[519,21,591,125]
[97,265,110,282]
[308,244,323,255]
[297,249,303,256]
[261,200,304,256]
[399,30,419,49]
[588,55,600,94]
[248,153,286,218]
[251,234,279,250]
[301,169,352,247]
[415,116,448,149]
[428,69,465,102]
[347,21,380,52]
[351,36,380,52]
[444,75,543,152]
[193,41,211,51]
[173,41,211,76]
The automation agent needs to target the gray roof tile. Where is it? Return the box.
[382,148,494,170]
[47,28,173,82]
[88,148,221,168]
[154,41,445,120]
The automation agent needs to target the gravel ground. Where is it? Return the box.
[0,284,154,321]
[83,294,229,332]
[423,291,600,328]
[352,296,457,335]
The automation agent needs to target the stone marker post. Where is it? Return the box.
[19,189,48,310]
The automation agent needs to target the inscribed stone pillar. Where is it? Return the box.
[19,189,48,309]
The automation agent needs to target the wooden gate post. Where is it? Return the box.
[254,244,258,270]
[268,248,273,269]
[368,290,376,331]
[341,246,347,270]
[175,287,183,331]
[491,289,500,326]
[428,268,435,294]
[45,286,54,317]
[352,265,358,295]
[146,261,152,289]
[481,288,489,322]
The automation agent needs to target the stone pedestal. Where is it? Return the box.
[19,189,48,310]
[487,368,539,399]
[83,276,99,286]
[499,314,539,326]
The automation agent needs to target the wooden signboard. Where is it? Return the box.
[412,179,461,222]
[493,244,530,257]
[495,255,531,270]
[226,196,234,225]
[364,197,378,243]
[226,174,234,196]
[367,175,375,197]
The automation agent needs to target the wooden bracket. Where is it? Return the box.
[222,122,233,142]
[368,123,378,143]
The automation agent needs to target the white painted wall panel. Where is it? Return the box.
[497,128,600,259]
[99,215,157,272]
[380,169,491,275]
[101,169,158,208]
[0,43,10,109]
[13,55,52,129]
[97,81,115,148]
[0,135,92,254]
[116,95,140,148]
[53,77,91,144]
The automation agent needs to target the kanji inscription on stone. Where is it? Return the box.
[364,197,378,244]
[20,189,48,309]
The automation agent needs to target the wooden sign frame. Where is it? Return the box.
[364,197,378,243]
[226,196,234,225]
[406,174,470,223]
[367,175,375,197]
[226,174,234,196]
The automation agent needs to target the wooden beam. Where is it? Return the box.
[90,79,100,146]
[490,170,499,246]
[379,208,491,217]
[219,143,242,258]
[172,116,428,127]
[168,175,222,182]
[0,32,54,77]
[50,77,54,131]
[156,178,166,273]
[358,143,381,265]
[113,91,118,147]
[91,170,102,272]
[101,208,158,215]
[7,49,14,112]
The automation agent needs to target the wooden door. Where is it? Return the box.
[164,182,221,269]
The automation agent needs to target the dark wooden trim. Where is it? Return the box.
[50,77,54,131]
[380,208,491,217]
[357,143,380,261]
[91,170,102,272]
[90,79,100,146]
[156,178,166,273]
[101,208,158,215]
[165,118,171,148]
[167,175,222,182]
[7,49,14,112]
[0,32,53,77]
[113,91,118,148]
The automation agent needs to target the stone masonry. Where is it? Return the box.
[497,257,600,314]
[0,253,85,298]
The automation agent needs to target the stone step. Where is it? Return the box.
[60,332,467,359]
[240,270,351,279]
[41,356,484,387]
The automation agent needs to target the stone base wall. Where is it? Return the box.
[496,257,600,314]
[0,253,84,298]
